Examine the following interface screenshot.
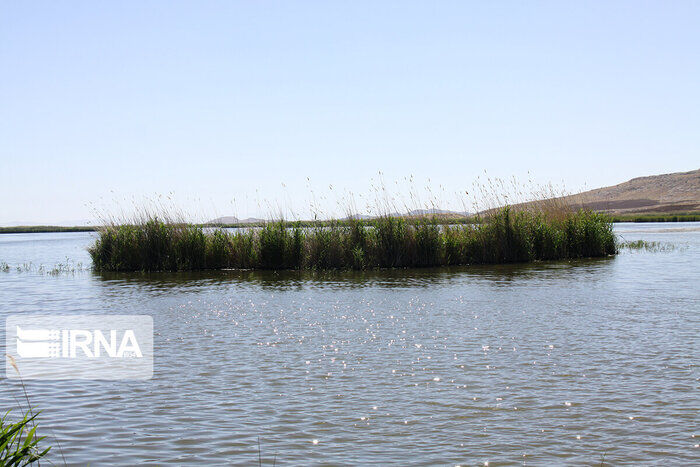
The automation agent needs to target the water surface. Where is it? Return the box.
[1,224,698,465]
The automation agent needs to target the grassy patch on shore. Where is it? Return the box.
[0,226,96,234]
[611,212,700,222]
[5,211,696,235]
[89,208,616,272]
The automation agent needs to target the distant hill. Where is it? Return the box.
[385,208,472,219]
[207,216,238,225]
[564,168,700,214]
[341,214,374,220]
[206,216,265,225]
[209,209,472,224]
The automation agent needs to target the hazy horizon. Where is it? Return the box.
[1,167,698,226]
[2,1,699,225]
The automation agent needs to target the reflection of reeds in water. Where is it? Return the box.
[89,207,617,272]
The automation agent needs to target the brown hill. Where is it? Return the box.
[564,168,700,214]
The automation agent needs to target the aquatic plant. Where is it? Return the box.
[89,207,617,272]
[3,357,52,466]
[0,411,51,465]
[618,240,678,252]
[0,261,88,275]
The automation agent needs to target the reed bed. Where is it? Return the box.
[89,207,616,272]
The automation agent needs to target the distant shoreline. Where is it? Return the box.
[0,225,97,234]
[2,212,699,234]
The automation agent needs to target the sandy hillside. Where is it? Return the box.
[564,169,700,214]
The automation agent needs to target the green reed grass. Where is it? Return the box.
[89,207,617,272]
[3,356,52,466]
[0,411,50,465]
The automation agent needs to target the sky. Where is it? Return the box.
[1,1,698,224]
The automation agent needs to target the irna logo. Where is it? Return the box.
[16,326,143,358]
[6,315,153,380]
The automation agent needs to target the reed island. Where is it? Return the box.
[89,207,617,272]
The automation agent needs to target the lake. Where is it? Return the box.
[1,223,698,465]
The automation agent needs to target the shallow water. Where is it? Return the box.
[0,223,698,465]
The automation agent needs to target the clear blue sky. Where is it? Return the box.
[1,1,698,224]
